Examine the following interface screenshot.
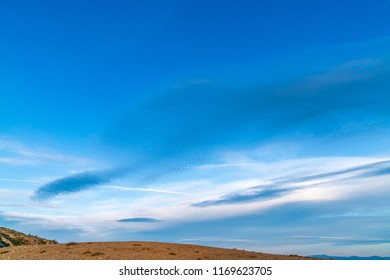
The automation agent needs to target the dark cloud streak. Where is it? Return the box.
[32,168,128,201]
[117,217,162,223]
[193,185,295,207]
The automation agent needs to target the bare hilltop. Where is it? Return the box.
[0,227,313,260]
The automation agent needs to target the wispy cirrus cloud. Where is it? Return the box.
[32,56,390,201]
[0,178,42,183]
[0,137,89,166]
[192,159,390,208]
[0,157,37,165]
[104,185,188,195]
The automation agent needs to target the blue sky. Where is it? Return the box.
[1,0,390,257]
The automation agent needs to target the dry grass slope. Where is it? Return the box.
[0,228,315,260]
[0,227,57,248]
[0,241,315,260]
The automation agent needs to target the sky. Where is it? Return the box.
[1,0,390,257]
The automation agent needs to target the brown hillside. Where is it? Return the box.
[0,241,314,260]
[0,227,57,248]
[0,228,315,260]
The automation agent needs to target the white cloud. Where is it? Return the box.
[0,178,42,183]
[0,157,37,165]
[103,185,188,195]
[0,137,89,166]
[0,188,33,199]
[292,57,384,92]
[179,238,253,243]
